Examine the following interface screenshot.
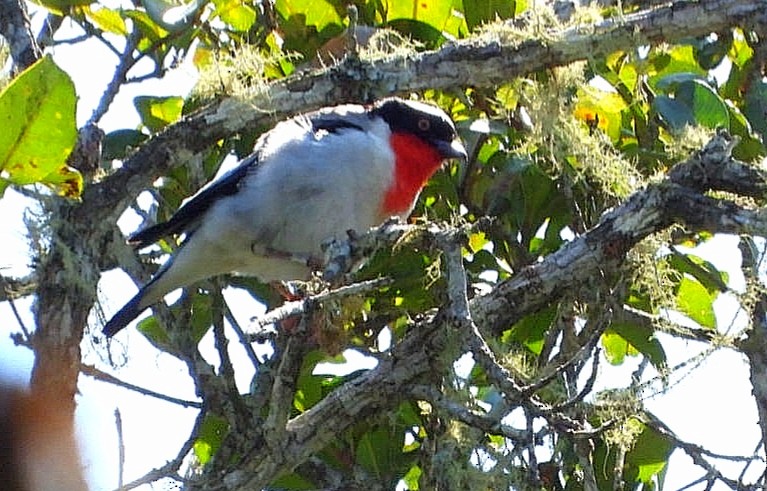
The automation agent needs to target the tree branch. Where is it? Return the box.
[0,0,41,72]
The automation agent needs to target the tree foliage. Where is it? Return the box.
[2,0,767,489]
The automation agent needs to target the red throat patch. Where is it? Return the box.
[381,132,444,217]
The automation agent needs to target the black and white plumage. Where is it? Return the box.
[103,98,466,337]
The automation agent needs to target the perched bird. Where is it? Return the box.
[103,98,467,337]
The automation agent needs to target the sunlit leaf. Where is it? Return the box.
[385,0,456,37]
[574,85,628,142]
[676,276,717,329]
[213,0,258,32]
[728,30,754,68]
[134,95,184,132]
[276,0,342,31]
[601,329,639,365]
[648,45,707,88]
[84,5,128,35]
[468,231,489,254]
[0,56,80,198]
[124,10,170,52]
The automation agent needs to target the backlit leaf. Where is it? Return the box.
[624,420,675,485]
[574,85,628,142]
[676,276,717,329]
[84,5,128,35]
[601,329,639,365]
[275,0,342,31]
[0,56,80,198]
[213,0,258,32]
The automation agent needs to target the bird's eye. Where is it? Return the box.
[417,118,431,131]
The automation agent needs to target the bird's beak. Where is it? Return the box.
[434,138,468,161]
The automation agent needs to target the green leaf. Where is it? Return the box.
[652,95,694,131]
[502,306,556,355]
[668,249,728,293]
[648,45,707,89]
[676,276,717,329]
[134,95,184,132]
[356,426,406,481]
[574,85,628,142]
[624,421,674,485]
[269,473,315,490]
[674,80,729,129]
[85,6,128,34]
[102,129,148,160]
[213,0,258,32]
[467,231,489,254]
[136,315,172,350]
[609,321,667,370]
[124,10,170,52]
[275,0,342,32]
[462,0,517,30]
[744,81,767,146]
[601,329,639,365]
[193,413,229,465]
[188,292,214,343]
[0,56,80,198]
[385,0,457,37]
[295,351,329,412]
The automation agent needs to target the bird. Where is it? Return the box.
[103,97,467,337]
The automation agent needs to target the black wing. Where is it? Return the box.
[128,152,259,248]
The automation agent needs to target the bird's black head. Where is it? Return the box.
[371,98,467,160]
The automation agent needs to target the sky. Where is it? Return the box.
[0,5,763,491]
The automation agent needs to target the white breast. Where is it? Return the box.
[195,115,397,281]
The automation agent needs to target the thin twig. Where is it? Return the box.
[88,29,140,125]
[80,364,202,408]
[409,384,534,443]
[247,277,392,333]
[223,301,260,369]
[114,408,125,488]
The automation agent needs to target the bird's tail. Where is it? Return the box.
[102,290,147,337]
